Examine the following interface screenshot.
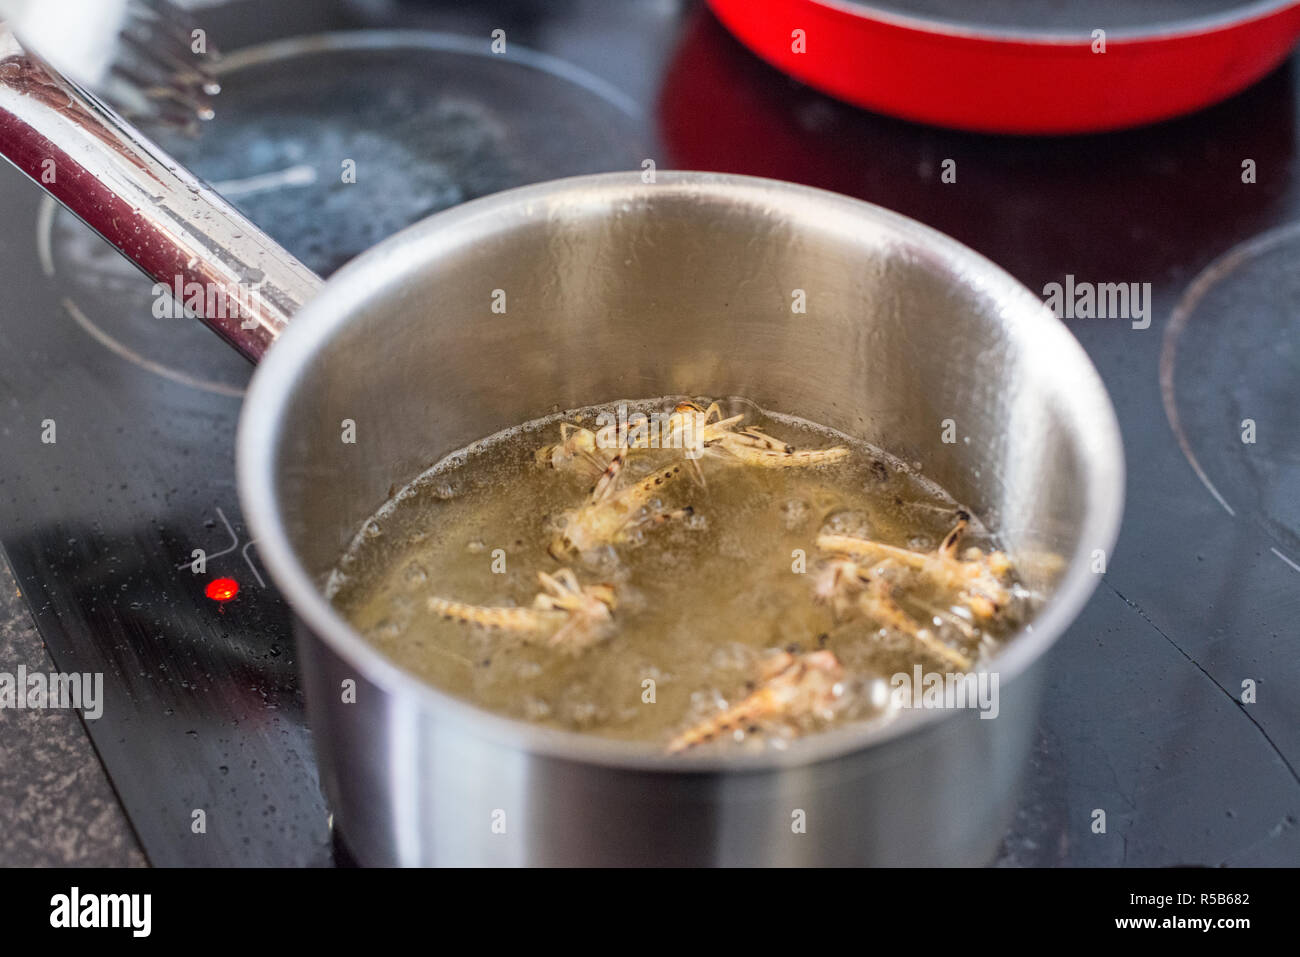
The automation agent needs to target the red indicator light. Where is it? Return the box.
[205,577,239,603]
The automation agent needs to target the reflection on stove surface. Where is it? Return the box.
[1162,222,1300,570]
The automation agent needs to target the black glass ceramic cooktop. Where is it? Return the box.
[0,0,1296,866]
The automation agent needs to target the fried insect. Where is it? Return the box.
[534,422,612,481]
[427,568,617,651]
[667,650,844,753]
[664,400,850,469]
[548,455,693,559]
[817,511,1012,621]
[533,401,849,487]
[812,557,974,670]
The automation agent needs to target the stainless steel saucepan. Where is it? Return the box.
[0,31,1123,865]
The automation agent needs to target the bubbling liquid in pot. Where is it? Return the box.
[326,397,1031,753]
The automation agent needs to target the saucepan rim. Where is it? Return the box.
[237,170,1125,773]
[811,0,1300,44]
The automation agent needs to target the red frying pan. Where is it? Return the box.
[706,0,1300,133]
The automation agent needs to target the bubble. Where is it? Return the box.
[820,508,872,538]
[523,696,551,721]
[565,699,602,729]
[780,498,810,530]
[869,678,891,709]
[709,642,753,672]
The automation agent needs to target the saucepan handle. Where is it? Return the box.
[0,26,322,363]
